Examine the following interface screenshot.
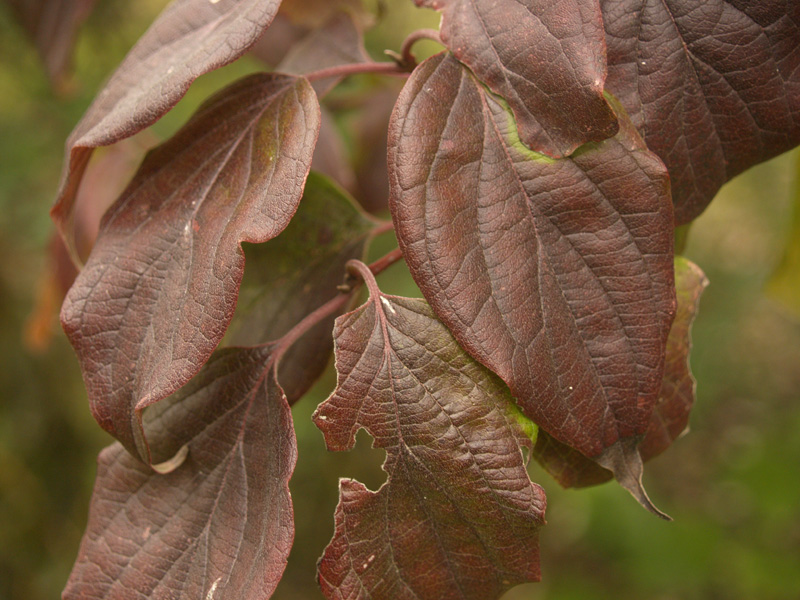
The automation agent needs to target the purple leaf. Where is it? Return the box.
[389,53,675,513]
[63,346,296,600]
[60,73,320,462]
[601,0,800,224]
[415,0,618,157]
[534,257,708,488]
[314,275,546,599]
[51,0,284,259]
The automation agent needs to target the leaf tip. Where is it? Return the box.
[595,439,672,520]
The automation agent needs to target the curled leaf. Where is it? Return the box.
[52,0,284,259]
[61,73,320,462]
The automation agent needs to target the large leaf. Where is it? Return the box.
[226,171,379,401]
[313,274,546,600]
[389,53,675,511]
[414,0,618,157]
[601,0,800,224]
[51,0,283,258]
[61,73,320,462]
[3,0,97,88]
[63,346,297,600]
[534,256,708,488]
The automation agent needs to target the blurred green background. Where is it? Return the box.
[1,1,798,599]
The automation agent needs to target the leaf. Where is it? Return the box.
[278,10,370,96]
[414,0,618,157]
[313,270,546,600]
[389,53,675,513]
[63,346,297,600]
[3,0,97,89]
[226,171,379,401]
[601,0,800,224]
[60,73,320,462]
[51,0,284,259]
[533,257,708,488]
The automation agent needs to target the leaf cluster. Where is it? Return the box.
[21,0,798,598]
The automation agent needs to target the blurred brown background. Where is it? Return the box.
[1,1,798,599]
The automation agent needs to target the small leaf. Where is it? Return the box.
[534,257,708,488]
[415,0,618,157]
[226,171,379,401]
[51,0,284,259]
[63,346,296,600]
[278,10,370,96]
[61,73,320,462]
[314,271,546,599]
[389,54,675,509]
[4,0,97,89]
[601,0,800,224]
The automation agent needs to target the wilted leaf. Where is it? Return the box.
[314,273,546,600]
[601,0,800,224]
[63,346,297,600]
[226,171,379,401]
[61,73,320,462]
[534,257,708,488]
[389,54,675,512]
[415,0,618,157]
[52,0,284,259]
[278,11,370,96]
[4,0,97,89]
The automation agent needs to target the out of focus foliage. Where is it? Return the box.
[0,1,798,599]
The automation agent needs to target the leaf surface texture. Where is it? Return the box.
[61,73,320,461]
[389,53,675,505]
[314,288,546,600]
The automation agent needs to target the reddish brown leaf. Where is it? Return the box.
[60,73,320,462]
[389,53,675,513]
[4,0,96,89]
[314,269,546,599]
[278,10,370,96]
[534,257,708,488]
[226,171,379,401]
[51,0,284,259]
[63,346,297,600]
[415,0,618,157]
[601,0,800,224]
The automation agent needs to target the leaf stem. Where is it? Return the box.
[367,247,404,277]
[399,29,443,68]
[272,247,405,367]
[305,61,412,83]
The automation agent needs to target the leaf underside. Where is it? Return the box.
[534,256,708,488]
[314,291,546,600]
[416,0,618,157]
[63,346,297,600]
[389,53,675,507]
[52,0,284,258]
[601,0,800,224]
[60,73,320,462]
